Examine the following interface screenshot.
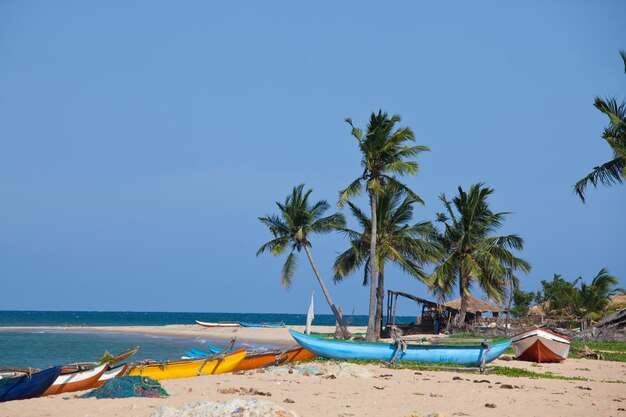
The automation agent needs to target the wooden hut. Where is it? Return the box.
[383,290,457,336]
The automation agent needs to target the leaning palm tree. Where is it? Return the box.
[578,268,625,325]
[257,184,351,339]
[333,185,440,337]
[339,110,429,341]
[575,50,626,202]
[430,183,531,326]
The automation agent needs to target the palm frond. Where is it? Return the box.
[574,157,625,202]
[281,251,298,288]
[311,212,346,234]
[338,178,363,207]
[256,236,290,257]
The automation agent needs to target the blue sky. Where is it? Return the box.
[1,1,624,315]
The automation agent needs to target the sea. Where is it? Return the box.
[0,311,416,369]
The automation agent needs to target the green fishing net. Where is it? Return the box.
[80,376,168,399]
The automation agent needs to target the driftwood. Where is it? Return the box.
[571,345,603,360]
[581,308,626,341]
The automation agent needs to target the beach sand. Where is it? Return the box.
[1,325,625,417]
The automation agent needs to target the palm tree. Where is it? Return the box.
[257,184,351,338]
[430,183,531,326]
[333,185,440,337]
[575,50,626,202]
[578,268,624,325]
[339,110,429,341]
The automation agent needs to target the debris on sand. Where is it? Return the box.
[150,399,299,417]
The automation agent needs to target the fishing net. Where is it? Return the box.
[80,376,168,399]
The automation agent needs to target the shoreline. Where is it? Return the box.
[0,324,370,347]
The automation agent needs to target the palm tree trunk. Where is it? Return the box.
[374,265,385,338]
[457,271,468,326]
[505,285,513,337]
[365,189,378,341]
[303,245,351,339]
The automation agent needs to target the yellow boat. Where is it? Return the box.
[127,349,246,380]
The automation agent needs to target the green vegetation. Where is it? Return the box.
[333,183,440,337]
[430,183,531,325]
[257,184,351,338]
[510,289,535,317]
[572,341,626,352]
[575,50,626,202]
[488,366,588,381]
[339,111,429,341]
[310,357,589,380]
[536,269,624,323]
[599,352,626,362]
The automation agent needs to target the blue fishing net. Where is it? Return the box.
[80,376,168,399]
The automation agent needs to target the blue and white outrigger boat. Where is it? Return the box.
[289,330,510,367]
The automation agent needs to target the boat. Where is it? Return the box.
[92,364,129,388]
[238,321,285,328]
[511,328,570,363]
[289,330,510,366]
[183,345,315,370]
[0,366,62,402]
[43,363,108,396]
[195,320,240,328]
[127,349,246,380]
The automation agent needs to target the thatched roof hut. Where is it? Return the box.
[443,295,503,313]
[529,303,547,316]
[610,294,626,308]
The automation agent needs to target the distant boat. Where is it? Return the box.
[196,320,240,328]
[238,321,285,328]
[289,330,510,366]
[511,328,570,363]
[43,363,108,396]
[127,349,246,380]
[0,367,62,402]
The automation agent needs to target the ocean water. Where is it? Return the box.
[0,311,417,369]
[0,311,375,327]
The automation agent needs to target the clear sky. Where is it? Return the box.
[1,1,624,315]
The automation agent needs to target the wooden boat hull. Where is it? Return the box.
[0,367,62,402]
[183,346,315,370]
[43,363,108,396]
[127,349,246,380]
[290,330,510,366]
[97,347,139,366]
[237,347,315,370]
[92,364,129,388]
[196,320,239,328]
[512,328,570,363]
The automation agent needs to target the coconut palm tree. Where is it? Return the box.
[333,185,440,337]
[430,183,531,326]
[339,110,429,341]
[257,184,351,338]
[575,50,626,202]
[578,268,624,324]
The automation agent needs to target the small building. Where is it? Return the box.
[383,290,457,336]
[443,295,504,323]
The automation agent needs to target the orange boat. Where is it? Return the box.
[43,363,109,396]
[236,346,315,371]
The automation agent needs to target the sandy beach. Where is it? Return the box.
[1,325,625,417]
